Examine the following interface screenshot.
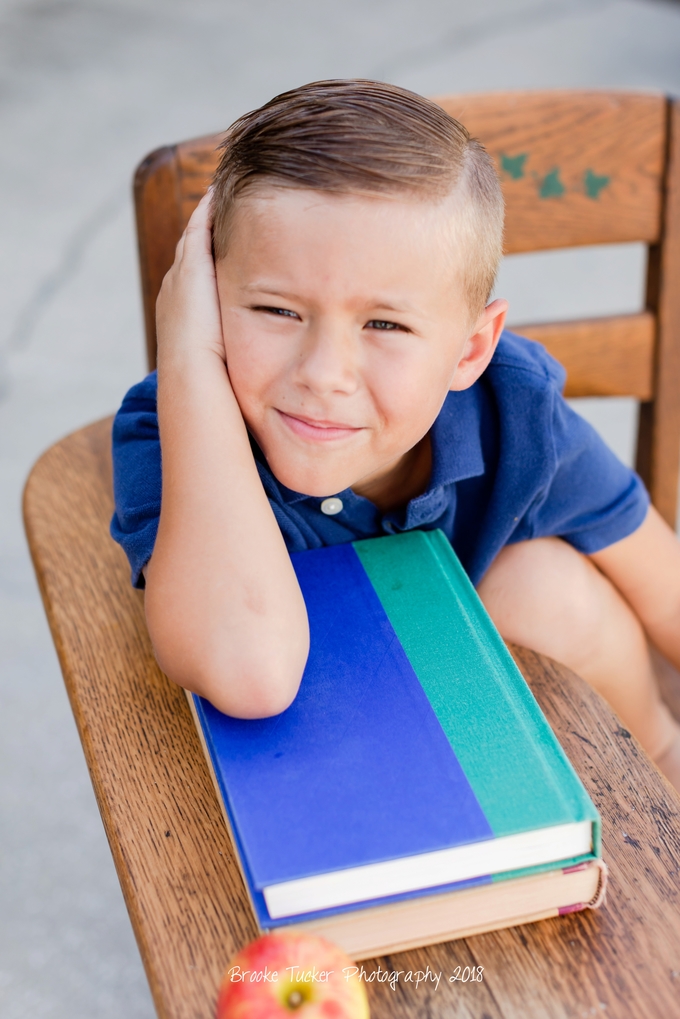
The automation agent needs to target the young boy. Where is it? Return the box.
[111,80,680,788]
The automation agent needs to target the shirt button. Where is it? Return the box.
[320,497,343,516]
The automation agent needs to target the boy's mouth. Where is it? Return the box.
[276,410,363,442]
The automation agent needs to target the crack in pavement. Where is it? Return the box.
[372,0,613,82]
[0,187,128,402]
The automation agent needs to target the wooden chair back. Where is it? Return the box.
[134,90,680,526]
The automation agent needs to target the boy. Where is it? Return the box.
[112,80,680,788]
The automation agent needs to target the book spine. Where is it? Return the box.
[353,529,601,844]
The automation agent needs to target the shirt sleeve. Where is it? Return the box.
[524,392,649,553]
[110,371,161,588]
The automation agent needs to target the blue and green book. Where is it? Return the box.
[188,530,606,957]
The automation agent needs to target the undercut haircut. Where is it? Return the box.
[211,79,504,317]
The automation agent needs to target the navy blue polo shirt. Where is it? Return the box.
[110,330,648,589]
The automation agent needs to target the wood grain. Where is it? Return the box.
[134,146,182,371]
[516,312,655,399]
[176,133,226,233]
[637,98,680,527]
[24,419,258,1019]
[24,418,680,1019]
[436,91,666,254]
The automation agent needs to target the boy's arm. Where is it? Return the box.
[590,506,680,671]
[144,193,309,718]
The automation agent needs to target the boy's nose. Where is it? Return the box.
[294,323,360,397]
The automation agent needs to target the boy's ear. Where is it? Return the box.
[449,299,508,392]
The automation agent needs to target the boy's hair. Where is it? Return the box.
[211,79,504,317]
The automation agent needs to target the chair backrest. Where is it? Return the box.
[134,90,680,527]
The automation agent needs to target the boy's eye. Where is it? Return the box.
[252,305,300,319]
[365,319,409,332]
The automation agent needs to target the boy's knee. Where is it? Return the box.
[480,537,594,611]
[478,537,614,664]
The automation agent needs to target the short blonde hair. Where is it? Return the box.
[211,80,504,317]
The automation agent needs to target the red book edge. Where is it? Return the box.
[558,858,609,914]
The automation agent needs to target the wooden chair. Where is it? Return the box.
[24,91,680,1019]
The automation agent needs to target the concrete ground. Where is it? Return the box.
[1,0,679,1016]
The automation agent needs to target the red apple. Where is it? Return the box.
[217,932,370,1018]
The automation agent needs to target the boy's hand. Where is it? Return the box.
[156,189,226,364]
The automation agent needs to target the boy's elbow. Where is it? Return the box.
[145,582,310,718]
[155,637,308,719]
[195,659,304,719]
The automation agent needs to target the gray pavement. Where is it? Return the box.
[1,1,679,1016]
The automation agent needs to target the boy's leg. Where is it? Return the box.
[477,537,680,788]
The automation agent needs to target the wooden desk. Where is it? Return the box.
[24,417,680,1019]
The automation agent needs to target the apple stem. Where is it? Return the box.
[287,989,304,1009]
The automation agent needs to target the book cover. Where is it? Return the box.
[191,530,600,929]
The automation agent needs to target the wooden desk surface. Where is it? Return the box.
[23,417,680,1019]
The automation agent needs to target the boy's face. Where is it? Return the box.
[215,187,507,499]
